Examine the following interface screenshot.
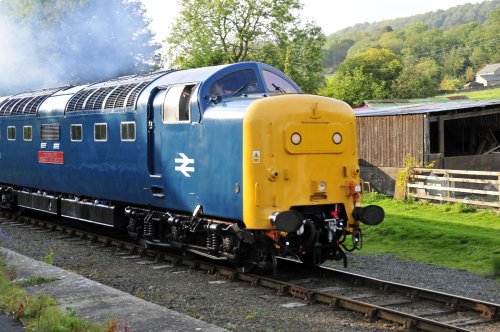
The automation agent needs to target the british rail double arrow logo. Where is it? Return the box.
[175,153,195,177]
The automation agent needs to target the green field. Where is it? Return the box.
[360,193,500,278]
[440,87,500,100]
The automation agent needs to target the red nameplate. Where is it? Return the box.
[38,151,64,164]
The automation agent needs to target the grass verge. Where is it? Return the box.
[0,258,118,331]
[360,193,500,279]
[439,87,500,100]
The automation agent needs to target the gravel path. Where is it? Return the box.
[0,221,498,331]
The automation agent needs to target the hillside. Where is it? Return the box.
[320,1,500,106]
[333,1,500,38]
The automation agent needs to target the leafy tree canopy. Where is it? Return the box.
[166,0,325,93]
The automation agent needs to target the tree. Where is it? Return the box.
[322,38,355,75]
[257,22,325,92]
[0,0,158,94]
[439,75,462,91]
[320,48,402,106]
[391,65,438,99]
[166,0,325,93]
[339,48,403,83]
[320,68,388,107]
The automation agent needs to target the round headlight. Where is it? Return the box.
[332,132,342,144]
[318,181,327,192]
[291,132,302,145]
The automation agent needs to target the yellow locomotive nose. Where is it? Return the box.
[242,94,361,231]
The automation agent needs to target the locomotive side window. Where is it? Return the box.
[23,126,32,141]
[120,122,136,141]
[262,70,298,93]
[7,126,15,141]
[94,123,107,142]
[163,84,194,123]
[71,124,83,142]
[41,124,60,141]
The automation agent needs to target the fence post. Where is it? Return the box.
[445,170,450,199]
[498,173,500,211]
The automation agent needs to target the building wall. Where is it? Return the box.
[357,114,424,168]
[444,154,500,171]
[360,166,399,196]
[476,75,500,86]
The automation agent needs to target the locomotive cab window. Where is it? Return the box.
[94,123,107,142]
[262,70,298,93]
[121,121,136,141]
[163,84,194,123]
[41,124,60,141]
[208,69,261,98]
[7,126,15,141]
[23,126,32,141]
[71,124,82,142]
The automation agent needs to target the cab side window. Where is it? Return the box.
[262,70,298,93]
[163,84,194,123]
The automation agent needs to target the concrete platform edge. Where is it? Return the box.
[0,247,227,332]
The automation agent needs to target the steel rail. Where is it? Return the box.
[1,214,498,332]
[319,266,499,320]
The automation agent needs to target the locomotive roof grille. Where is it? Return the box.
[104,83,135,109]
[0,86,67,116]
[66,71,173,113]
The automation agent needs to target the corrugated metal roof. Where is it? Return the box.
[477,63,500,75]
[354,98,500,117]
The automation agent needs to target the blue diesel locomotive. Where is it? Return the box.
[0,62,383,270]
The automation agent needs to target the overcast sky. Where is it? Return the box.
[141,0,487,41]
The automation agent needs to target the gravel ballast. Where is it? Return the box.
[0,221,498,331]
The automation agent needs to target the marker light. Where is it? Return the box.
[291,132,302,145]
[332,132,342,144]
[318,181,327,192]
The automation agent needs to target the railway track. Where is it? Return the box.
[0,212,498,332]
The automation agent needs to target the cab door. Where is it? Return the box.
[147,84,197,205]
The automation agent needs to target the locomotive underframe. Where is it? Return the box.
[0,184,362,270]
[121,203,359,269]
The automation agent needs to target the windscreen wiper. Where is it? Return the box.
[272,83,285,93]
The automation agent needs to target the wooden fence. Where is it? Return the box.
[407,168,500,210]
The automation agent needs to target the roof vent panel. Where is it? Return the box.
[65,70,173,113]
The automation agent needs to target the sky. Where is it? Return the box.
[141,0,487,42]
